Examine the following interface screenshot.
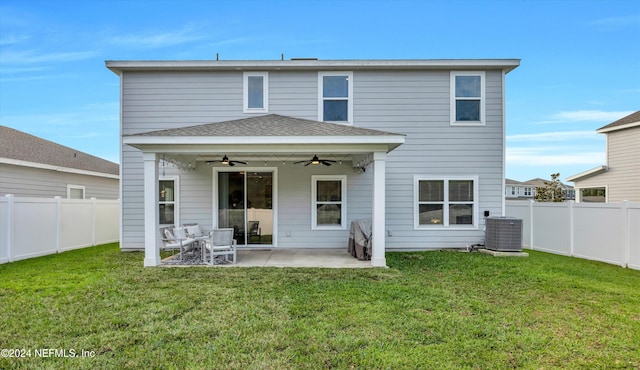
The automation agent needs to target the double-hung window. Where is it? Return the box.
[243,72,268,113]
[312,175,347,229]
[318,71,353,124]
[450,71,485,125]
[159,178,177,225]
[415,176,477,229]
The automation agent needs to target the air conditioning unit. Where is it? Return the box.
[485,217,523,252]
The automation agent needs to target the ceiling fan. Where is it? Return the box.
[206,155,247,166]
[294,155,337,167]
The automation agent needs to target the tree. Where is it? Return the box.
[534,173,566,202]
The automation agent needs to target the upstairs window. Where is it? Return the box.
[244,72,268,113]
[451,71,485,125]
[318,72,353,124]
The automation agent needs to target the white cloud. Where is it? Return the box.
[0,50,98,64]
[589,14,640,27]
[507,130,597,142]
[506,147,605,166]
[0,34,31,46]
[108,25,206,48]
[550,110,635,123]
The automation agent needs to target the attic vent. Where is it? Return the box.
[290,58,318,61]
[485,217,523,252]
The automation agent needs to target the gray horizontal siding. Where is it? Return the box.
[120,68,507,250]
[0,164,118,199]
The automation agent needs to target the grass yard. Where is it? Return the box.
[1,244,639,369]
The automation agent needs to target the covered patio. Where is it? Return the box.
[123,115,405,268]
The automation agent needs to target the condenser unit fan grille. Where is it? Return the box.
[485,217,523,252]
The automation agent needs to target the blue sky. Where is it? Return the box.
[1,0,638,182]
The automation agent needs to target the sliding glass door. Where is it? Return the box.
[218,171,273,246]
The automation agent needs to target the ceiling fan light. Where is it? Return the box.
[221,155,230,165]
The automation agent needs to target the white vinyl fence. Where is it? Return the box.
[0,195,120,264]
[506,200,640,270]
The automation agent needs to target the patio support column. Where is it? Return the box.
[143,152,160,267]
[371,151,387,267]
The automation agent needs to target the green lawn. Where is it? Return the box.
[1,244,639,369]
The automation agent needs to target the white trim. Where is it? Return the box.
[106,59,521,73]
[318,71,354,125]
[212,167,278,247]
[159,175,179,227]
[566,165,608,182]
[67,184,85,199]
[0,157,119,179]
[450,71,486,126]
[311,175,347,230]
[123,135,404,147]
[243,72,269,113]
[596,121,640,133]
[501,69,506,216]
[413,175,479,230]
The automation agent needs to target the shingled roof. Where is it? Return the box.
[0,126,119,176]
[132,114,403,138]
[597,110,640,132]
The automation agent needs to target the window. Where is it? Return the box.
[67,185,85,199]
[450,71,485,125]
[415,176,477,228]
[243,72,268,113]
[524,187,532,196]
[312,175,347,229]
[318,71,353,124]
[159,178,177,225]
[510,186,516,196]
[580,187,606,202]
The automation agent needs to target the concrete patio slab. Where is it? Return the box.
[219,248,374,268]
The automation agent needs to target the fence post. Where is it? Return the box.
[54,196,61,254]
[569,200,575,257]
[6,194,14,262]
[528,199,535,250]
[622,200,630,268]
[91,197,97,246]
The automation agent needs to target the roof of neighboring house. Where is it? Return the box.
[566,165,608,182]
[132,114,403,138]
[505,178,524,185]
[597,110,640,133]
[107,58,521,74]
[0,125,119,177]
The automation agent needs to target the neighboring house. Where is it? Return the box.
[567,110,640,202]
[0,126,119,199]
[506,178,575,201]
[106,58,520,267]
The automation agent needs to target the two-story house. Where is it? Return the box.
[505,178,575,201]
[567,110,640,202]
[106,58,520,267]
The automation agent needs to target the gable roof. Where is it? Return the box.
[0,125,119,177]
[124,114,405,153]
[597,110,640,133]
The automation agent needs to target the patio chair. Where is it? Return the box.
[185,223,209,261]
[161,226,196,263]
[204,228,237,265]
[248,220,261,243]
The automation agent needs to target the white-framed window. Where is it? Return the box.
[312,175,347,230]
[510,186,516,196]
[67,184,85,199]
[450,71,485,125]
[159,177,178,226]
[414,176,478,229]
[318,71,353,124]
[243,72,268,113]
[524,187,532,196]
